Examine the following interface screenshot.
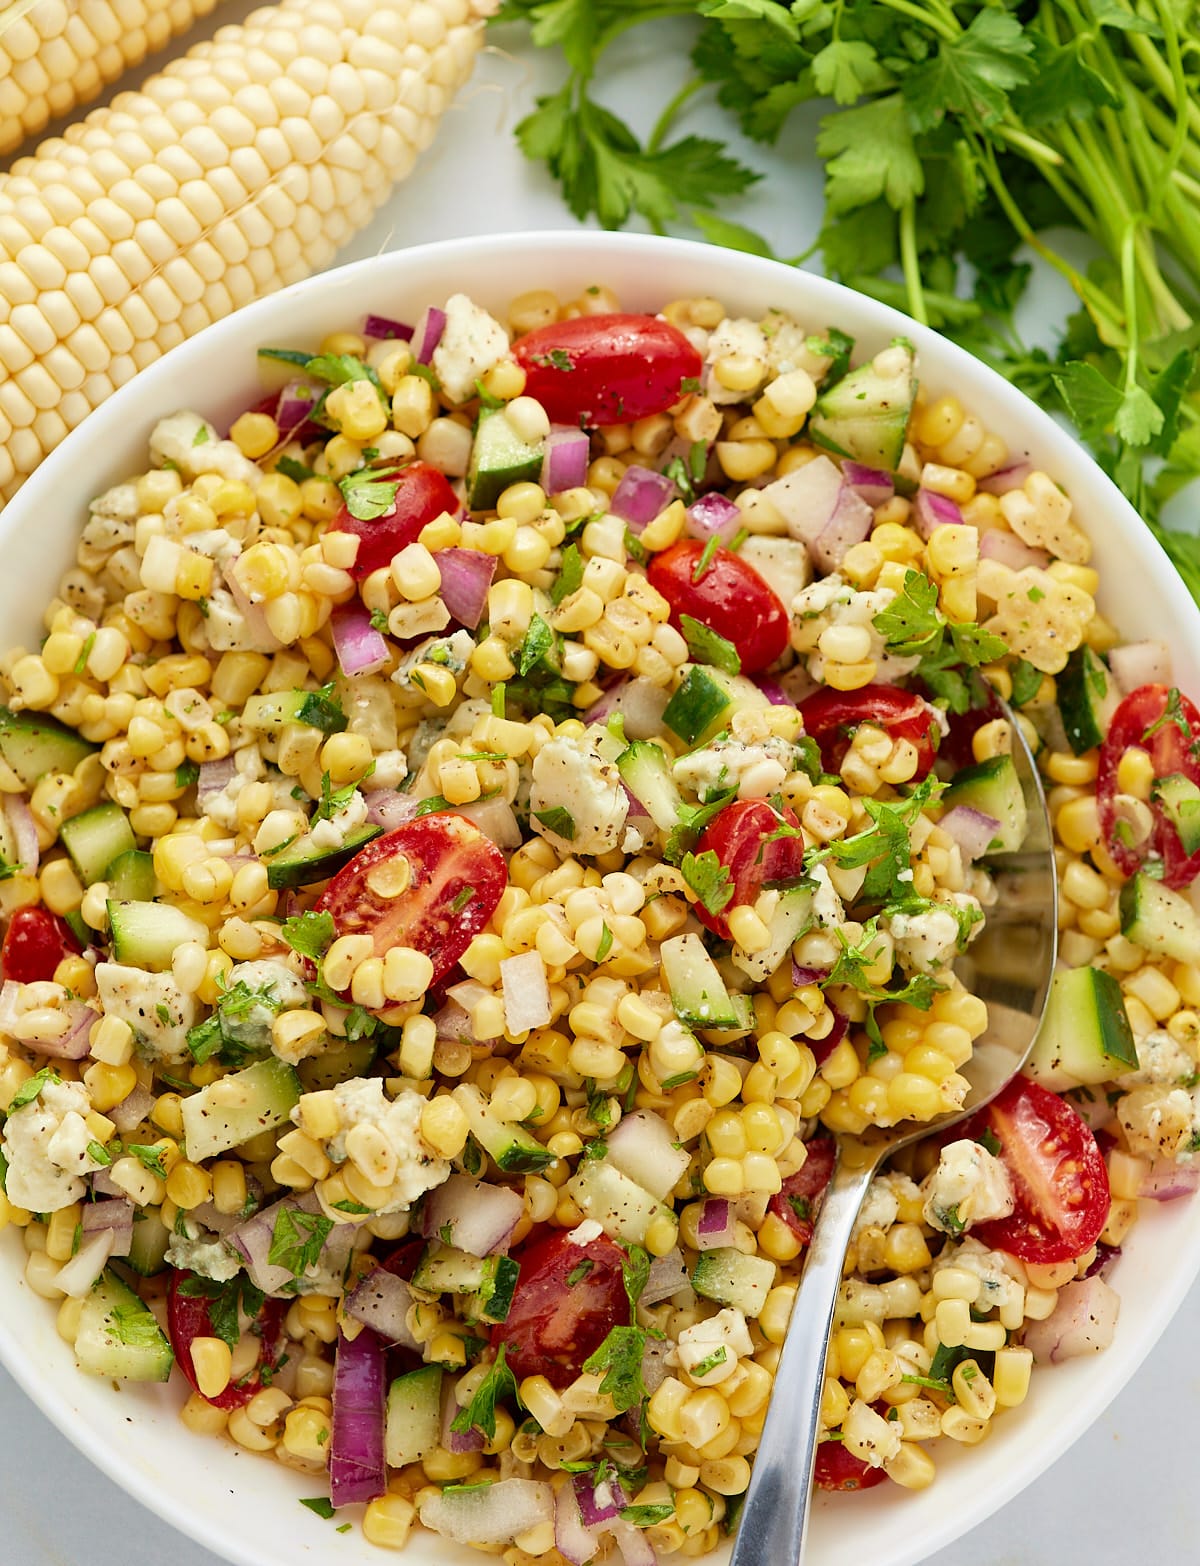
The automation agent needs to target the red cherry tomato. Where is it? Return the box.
[647,541,790,676]
[961,1076,1111,1264]
[768,1137,837,1246]
[329,461,460,581]
[513,313,702,428]
[316,815,507,987]
[2,906,81,983]
[814,1438,889,1493]
[167,1269,287,1409]
[800,684,939,780]
[693,799,807,941]
[491,1228,629,1388]
[1097,684,1200,887]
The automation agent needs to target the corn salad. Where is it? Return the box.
[1,281,1197,1561]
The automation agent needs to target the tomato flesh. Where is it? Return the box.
[814,1437,889,1493]
[329,461,460,581]
[1097,684,1200,888]
[491,1228,628,1388]
[513,313,702,428]
[800,684,939,780]
[963,1075,1110,1264]
[768,1137,837,1246]
[2,906,81,984]
[694,798,807,941]
[647,541,790,676]
[167,1269,286,1409]
[316,815,506,987]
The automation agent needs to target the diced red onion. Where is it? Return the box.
[230,1191,350,1294]
[364,790,421,832]
[608,1517,658,1566]
[610,465,677,532]
[331,607,390,678]
[937,804,1001,863]
[842,462,894,506]
[440,1379,485,1454]
[753,676,791,706]
[1109,640,1173,695]
[454,794,522,849]
[412,306,447,365]
[107,1082,155,1132]
[1022,1276,1120,1363]
[222,560,283,652]
[363,314,413,342]
[91,1168,123,1198]
[695,1198,736,1250]
[640,1335,674,1395]
[978,528,1050,572]
[54,1226,116,1297]
[914,488,965,539]
[420,1477,554,1545]
[196,757,236,802]
[431,997,472,1044]
[22,998,96,1059]
[542,427,590,495]
[1083,1242,1121,1278]
[500,950,552,1033]
[555,1480,604,1566]
[641,1248,690,1307]
[978,461,1033,495]
[621,784,651,821]
[606,1111,691,1202]
[762,454,844,545]
[810,1004,849,1067]
[345,1268,421,1349]
[189,1179,263,1236]
[81,1198,133,1257]
[792,962,828,986]
[812,487,874,572]
[685,492,741,545]
[573,1470,627,1527]
[583,676,669,740]
[275,379,319,437]
[329,1326,388,1508]
[1139,1157,1200,1200]
[3,795,38,875]
[434,548,497,630]
[419,1174,523,1256]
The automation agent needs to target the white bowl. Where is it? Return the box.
[3,231,1198,1566]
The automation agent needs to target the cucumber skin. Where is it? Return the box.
[386,1366,443,1468]
[74,1268,174,1382]
[265,822,382,890]
[1026,965,1138,1089]
[60,802,136,886]
[0,706,95,787]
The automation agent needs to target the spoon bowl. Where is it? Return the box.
[730,703,1058,1566]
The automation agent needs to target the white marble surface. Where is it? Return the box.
[3,8,1199,1562]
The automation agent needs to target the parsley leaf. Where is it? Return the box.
[551,541,584,606]
[299,1497,336,1520]
[582,1324,647,1413]
[450,1345,519,1440]
[518,613,556,676]
[533,805,576,840]
[679,615,741,676]
[281,908,336,960]
[177,1273,265,1349]
[337,467,400,523]
[622,1244,651,1313]
[268,1206,334,1278]
[7,1067,58,1113]
[679,848,734,918]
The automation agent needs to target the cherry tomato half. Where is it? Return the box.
[962,1076,1111,1264]
[800,684,939,780]
[316,815,507,988]
[1097,684,1200,888]
[814,1437,889,1493]
[768,1137,837,1247]
[329,461,460,581]
[167,1269,287,1410]
[2,906,81,984]
[647,541,790,676]
[513,313,702,429]
[694,798,807,941]
[491,1228,629,1388]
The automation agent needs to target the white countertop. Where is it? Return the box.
[4,7,1199,1562]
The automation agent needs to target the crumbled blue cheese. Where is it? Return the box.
[0,1078,104,1212]
[221,958,309,1055]
[95,963,198,1064]
[922,1138,1014,1234]
[674,735,802,801]
[313,1078,451,1214]
[309,788,369,853]
[933,1237,1025,1312]
[164,1231,242,1282]
[674,1307,753,1386]
[393,629,475,693]
[201,588,282,655]
[431,294,510,405]
[852,1171,922,1237]
[886,893,983,975]
[790,573,919,685]
[704,318,769,404]
[530,731,628,855]
[1118,1028,1194,1087]
[150,411,262,488]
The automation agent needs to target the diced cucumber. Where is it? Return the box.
[731,883,813,984]
[125,1206,172,1277]
[297,1038,378,1092]
[108,899,209,972]
[241,687,347,735]
[0,706,95,787]
[411,1244,520,1324]
[942,754,1027,853]
[1026,965,1138,1090]
[181,1056,301,1162]
[468,408,545,511]
[105,849,156,901]
[59,802,136,886]
[660,933,741,1028]
[565,1156,673,1246]
[452,1083,556,1173]
[1119,872,1200,963]
[807,343,916,472]
[1056,647,1120,756]
[691,1247,777,1318]
[385,1365,443,1468]
[663,666,733,748]
[1154,774,1200,855]
[74,1268,174,1382]
[265,823,382,890]
[617,741,682,832]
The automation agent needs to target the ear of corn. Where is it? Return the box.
[0,0,496,508]
[0,0,225,159]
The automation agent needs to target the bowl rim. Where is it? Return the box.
[2,227,1199,1566]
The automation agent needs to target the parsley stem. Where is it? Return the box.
[1127,27,1200,143]
[647,75,705,154]
[898,201,927,327]
[1119,218,1143,397]
[873,0,958,42]
[990,122,1063,169]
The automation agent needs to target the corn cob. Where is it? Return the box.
[0,0,225,159]
[0,0,496,507]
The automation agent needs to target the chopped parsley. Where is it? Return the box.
[595,922,614,962]
[177,1273,266,1349]
[621,1244,651,1313]
[86,1139,112,1167]
[518,613,556,676]
[583,1325,648,1412]
[679,614,741,676]
[281,908,336,960]
[299,1497,336,1520]
[566,1259,596,1286]
[268,1206,334,1278]
[1008,658,1043,707]
[533,805,576,840]
[8,1067,58,1113]
[450,1345,520,1440]
[873,569,1008,713]
[691,534,721,582]
[175,759,200,789]
[550,541,585,606]
[679,848,734,918]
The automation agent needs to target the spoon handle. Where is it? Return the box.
[728,1153,879,1566]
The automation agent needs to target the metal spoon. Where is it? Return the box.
[729,705,1058,1566]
